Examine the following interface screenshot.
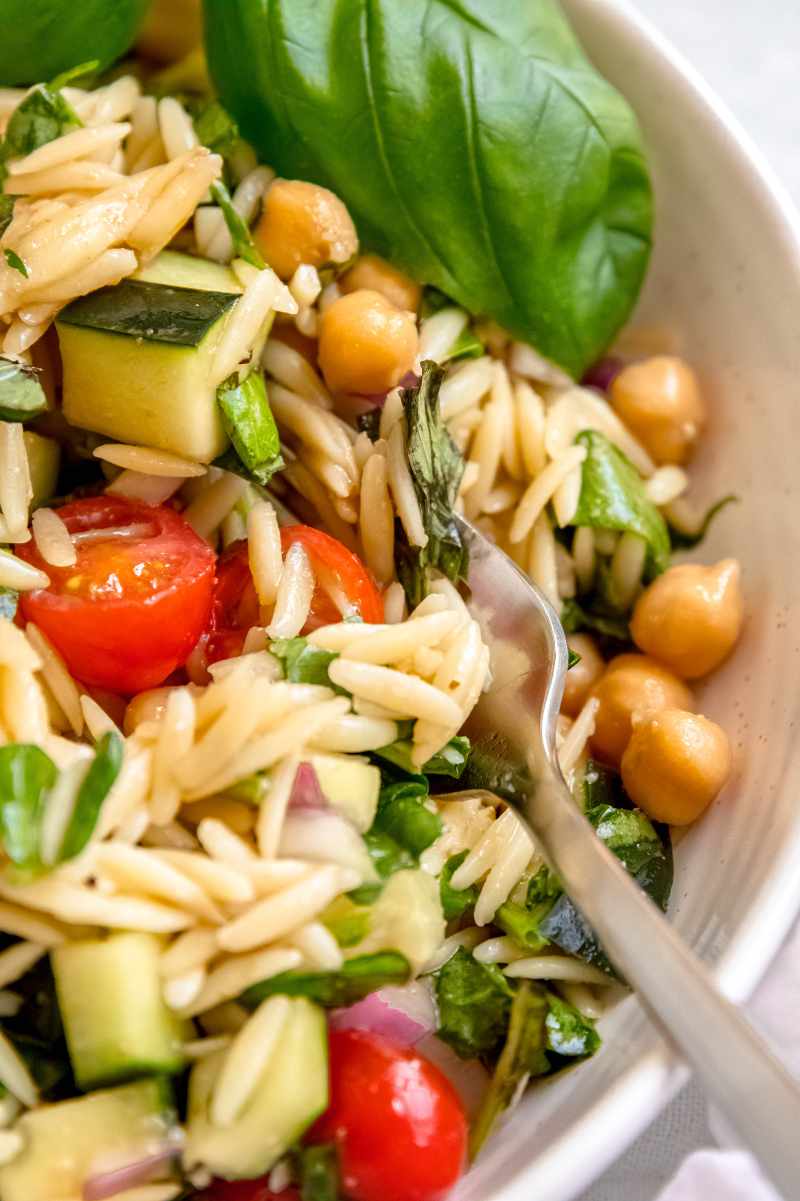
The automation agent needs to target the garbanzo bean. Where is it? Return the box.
[621,708,732,825]
[561,633,604,718]
[254,179,358,280]
[610,355,706,465]
[340,253,422,314]
[631,559,742,679]
[318,289,419,395]
[589,653,693,765]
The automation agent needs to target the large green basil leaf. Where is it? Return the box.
[204,0,652,377]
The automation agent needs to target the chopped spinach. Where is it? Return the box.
[0,744,57,874]
[362,830,416,881]
[58,731,123,862]
[216,371,283,486]
[434,947,513,1059]
[374,731,470,780]
[371,779,442,860]
[395,362,468,606]
[573,430,670,577]
[299,1144,340,1201]
[439,851,478,922]
[469,982,549,1157]
[240,951,411,1008]
[0,357,48,423]
[667,494,738,549]
[269,636,344,692]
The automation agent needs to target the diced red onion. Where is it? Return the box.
[581,355,624,393]
[331,981,438,1046]
[356,371,420,410]
[288,761,329,812]
[279,808,374,880]
[83,1150,177,1201]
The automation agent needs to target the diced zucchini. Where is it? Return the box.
[0,1078,175,1201]
[310,752,381,832]
[0,357,48,422]
[24,431,59,506]
[357,869,445,973]
[52,932,185,1091]
[57,279,240,462]
[184,997,328,1179]
[134,249,241,294]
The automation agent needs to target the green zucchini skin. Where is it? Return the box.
[58,279,239,349]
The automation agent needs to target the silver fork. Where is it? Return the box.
[457,516,800,1197]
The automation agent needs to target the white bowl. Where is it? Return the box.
[455,2,800,1199]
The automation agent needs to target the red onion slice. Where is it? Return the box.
[581,355,624,393]
[288,761,329,811]
[83,1149,177,1201]
[331,981,438,1046]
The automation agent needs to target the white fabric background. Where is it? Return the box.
[580,3,800,1198]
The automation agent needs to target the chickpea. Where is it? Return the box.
[340,253,422,314]
[631,558,742,679]
[318,289,419,395]
[610,356,706,465]
[621,708,732,825]
[561,634,605,718]
[589,653,693,766]
[254,179,358,281]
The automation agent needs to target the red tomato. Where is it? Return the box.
[17,496,215,694]
[308,1029,468,1201]
[208,526,383,663]
[200,1180,299,1201]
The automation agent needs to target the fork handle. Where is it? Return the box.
[531,770,800,1199]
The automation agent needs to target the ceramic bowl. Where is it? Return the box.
[455,2,800,1198]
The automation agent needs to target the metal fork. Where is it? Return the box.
[457,516,800,1198]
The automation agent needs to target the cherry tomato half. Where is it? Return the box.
[208,525,383,663]
[17,496,215,694]
[308,1029,468,1201]
[200,1180,298,1201]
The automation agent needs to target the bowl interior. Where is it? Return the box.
[454,3,800,1199]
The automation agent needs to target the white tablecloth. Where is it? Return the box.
[581,5,799,1196]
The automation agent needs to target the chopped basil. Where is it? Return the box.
[573,430,670,578]
[0,357,48,422]
[209,179,265,270]
[216,371,283,486]
[192,99,241,159]
[561,597,631,645]
[0,744,57,873]
[0,195,14,237]
[434,947,513,1059]
[269,636,344,692]
[395,362,468,606]
[446,326,484,362]
[58,731,123,862]
[240,951,411,1008]
[372,779,442,860]
[439,851,478,922]
[3,249,27,277]
[374,731,470,779]
[667,493,738,549]
[567,647,581,669]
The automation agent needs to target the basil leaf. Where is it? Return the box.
[48,61,101,92]
[193,99,241,158]
[0,196,14,237]
[0,745,57,872]
[446,327,484,363]
[573,430,670,576]
[270,636,345,692]
[545,989,600,1058]
[375,733,470,779]
[2,80,82,162]
[299,1144,340,1201]
[439,851,478,922]
[470,981,549,1157]
[0,357,48,422]
[209,180,265,269]
[434,947,513,1059]
[373,779,442,859]
[667,493,738,549]
[205,0,652,378]
[567,647,581,670]
[3,250,27,277]
[58,732,123,863]
[240,951,411,1008]
[560,597,630,644]
[216,371,283,486]
[396,362,467,606]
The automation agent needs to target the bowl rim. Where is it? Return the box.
[489,1,800,1197]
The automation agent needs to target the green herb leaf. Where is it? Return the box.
[193,99,241,158]
[573,430,670,577]
[667,494,739,549]
[374,733,470,779]
[48,60,100,91]
[446,327,484,362]
[362,830,416,880]
[560,597,631,644]
[2,79,82,163]
[270,636,345,692]
[209,179,265,269]
[470,981,549,1158]
[356,407,381,443]
[396,362,468,606]
[372,779,442,859]
[567,647,581,669]
[434,947,513,1059]
[0,357,48,422]
[58,732,123,863]
[299,1144,340,1201]
[0,196,14,237]
[216,371,283,486]
[240,950,411,1008]
[205,0,652,378]
[545,990,600,1058]
[0,745,57,872]
[3,250,27,277]
[439,851,478,922]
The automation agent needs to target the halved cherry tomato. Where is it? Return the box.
[308,1029,468,1201]
[200,1180,298,1201]
[208,525,383,663]
[17,496,215,694]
